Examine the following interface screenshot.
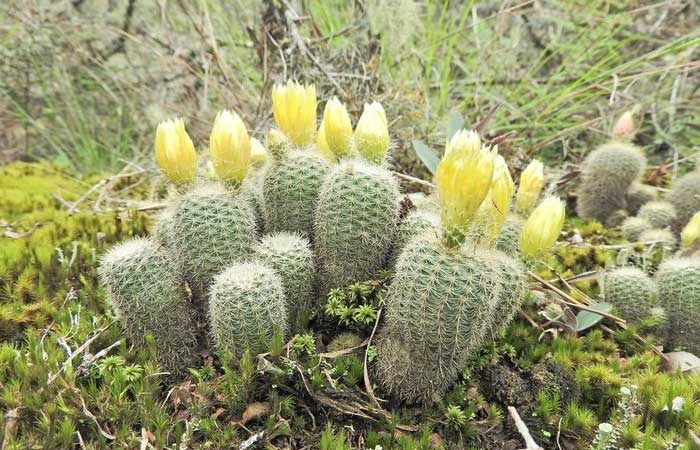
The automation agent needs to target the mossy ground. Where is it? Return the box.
[1,162,699,449]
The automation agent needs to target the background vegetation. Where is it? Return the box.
[1,0,700,449]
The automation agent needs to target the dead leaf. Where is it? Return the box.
[239,402,271,426]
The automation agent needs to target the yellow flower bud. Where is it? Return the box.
[354,101,390,163]
[515,159,544,214]
[445,129,481,155]
[155,118,197,185]
[436,139,496,237]
[316,120,336,163]
[520,196,566,258]
[681,212,700,249]
[322,97,354,158]
[271,80,317,146]
[488,154,515,231]
[209,110,251,184]
[250,138,268,167]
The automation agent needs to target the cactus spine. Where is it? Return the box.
[262,149,330,236]
[667,172,700,228]
[253,232,315,324]
[576,142,646,223]
[637,201,677,229]
[655,258,700,353]
[170,183,257,299]
[99,238,199,376]
[209,262,289,356]
[602,267,657,324]
[314,159,401,289]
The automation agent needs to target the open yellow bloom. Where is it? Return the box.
[322,97,353,158]
[271,80,317,146]
[520,196,566,258]
[515,159,544,214]
[354,101,390,163]
[250,138,268,167]
[445,129,481,155]
[209,110,250,183]
[681,211,700,249]
[155,118,197,185]
[436,138,496,236]
[316,120,336,162]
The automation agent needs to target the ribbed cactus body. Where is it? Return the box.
[253,232,315,323]
[621,217,652,242]
[374,329,457,404]
[99,238,199,376]
[667,172,700,228]
[656,258,700,353]
[241,166,269,234]
[153,208,176,247]
[209,262,289,356]
[483,251,526,342]
[170,183,257,298]
[625,183,657,215]
[262,149,329,236]
[638,201,677,229]
[495,213,524,257]
[602,267,657,324]
[378,233,514,403]
[314,160,401,289]
[576,142,646,222]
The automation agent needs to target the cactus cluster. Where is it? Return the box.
[100,81,568,405]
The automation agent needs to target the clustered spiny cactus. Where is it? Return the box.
[100,80,569,406]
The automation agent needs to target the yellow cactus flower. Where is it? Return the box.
[354,101,390,163]
[436,139,496,238]
[681,211,700,249]
[485,154,515,235]
[445,129,481,155]
[250,137,268,167]
[322,97,354,158]
[316,120,336,163]
[155,118,197,185]
[520,196,566,258]
[209,110,251,184]
[515,159,544,214]
[271,80,317,146]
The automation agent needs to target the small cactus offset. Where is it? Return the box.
[99,238,199,376]
[170,183,257,299]
[625,183,657,215]
[602,267,657,324]
[391,208,441,263]
[253,232,315,324]
[314,159,401,290]
[637,201,677,229]
[638,228,677,249]
[621,217,652,242]
[495,213,524,257]
[326,332,363,353]
[576,142,646,223]
[655,257,700,353]
[209,262,289,356]
[667,172,700,228]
